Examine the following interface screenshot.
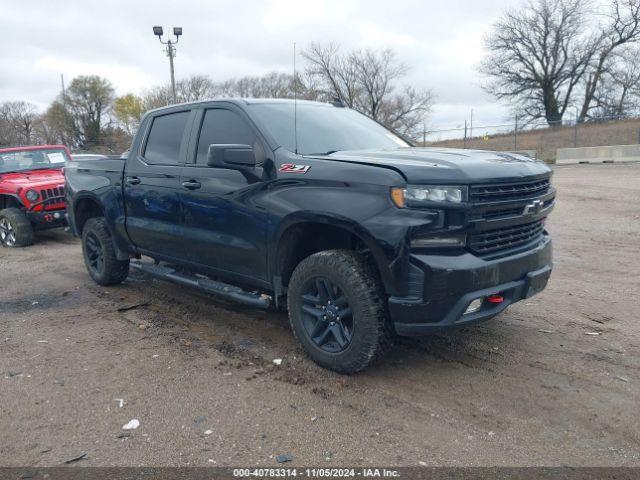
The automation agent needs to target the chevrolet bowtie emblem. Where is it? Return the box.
[523,199,543,215]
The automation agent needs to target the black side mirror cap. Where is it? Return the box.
[207,144,256,168]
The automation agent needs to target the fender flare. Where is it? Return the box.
[0,193,25,210]
[269,211,394,291]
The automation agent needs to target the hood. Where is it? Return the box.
[0,169,65,189]
[306,147,552,183]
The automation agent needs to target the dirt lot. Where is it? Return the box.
[1,163,639,467]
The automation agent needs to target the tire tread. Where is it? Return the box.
[287,249,393,374]
[0,208,34,247]
[82,217,129,286]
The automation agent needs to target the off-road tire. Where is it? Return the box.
[0,208,34,247]
[287,249,393,374]
[82,217,129,286]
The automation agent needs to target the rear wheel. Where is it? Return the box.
[82,217,130,286]
[0,208,33,248]
[287,249,392,374]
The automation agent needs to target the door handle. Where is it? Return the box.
[181,180,201,190]
[125,176,141,185]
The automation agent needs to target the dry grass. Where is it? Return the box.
[426,118,640,163]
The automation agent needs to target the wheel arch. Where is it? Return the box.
[73,194,106,235]
[0,193,24,210]
[272,213,391,294]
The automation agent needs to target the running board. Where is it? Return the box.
[130,260,271,309]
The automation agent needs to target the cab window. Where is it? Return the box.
[143,111,190,165]
[195,109,257,165]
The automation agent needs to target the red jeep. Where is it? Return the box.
[0,145,70,247]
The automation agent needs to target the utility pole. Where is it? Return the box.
[470,108,474,139]
[60,74,66,108]
[514,115,518,150]
[464,120,468,149]
[574,107,579,148]
[153,26,182,104]
[422,122,426,146]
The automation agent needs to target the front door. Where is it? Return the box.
[179,107,269,283]
[124,109,192,259]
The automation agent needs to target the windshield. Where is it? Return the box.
[247,103,410,155]
[0,148,69,174]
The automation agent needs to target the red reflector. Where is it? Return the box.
[486,295,504,304]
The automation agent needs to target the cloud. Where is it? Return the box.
[1,0,516,128]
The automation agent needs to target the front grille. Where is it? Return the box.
[469,219,545,255]
[39,186,65,207]
[470,178,550,203]
[482,198,555,221]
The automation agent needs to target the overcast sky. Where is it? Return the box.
[2,0,520,137]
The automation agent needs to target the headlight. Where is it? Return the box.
[390,185,467,208]
[26,189,40,202]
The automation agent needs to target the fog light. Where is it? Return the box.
[464,298,483,314]
[53,212,61,219]
[410,234,466,249]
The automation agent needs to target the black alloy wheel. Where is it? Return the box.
[84,231,105,275]
[300,277,354,353]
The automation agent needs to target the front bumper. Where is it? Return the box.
[389,235,553,335]
[26,208,68,230]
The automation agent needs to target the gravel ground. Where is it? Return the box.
[1,163,639,467]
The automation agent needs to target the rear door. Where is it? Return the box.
[124,109,194,259]
[178,106,270,283]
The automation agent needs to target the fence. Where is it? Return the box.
[422,115,640,163]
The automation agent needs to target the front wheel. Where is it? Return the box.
[0,208,33,248]
[287,249,392,374]
[82,217,130,286]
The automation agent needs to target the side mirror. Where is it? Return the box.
[207,144,256,168]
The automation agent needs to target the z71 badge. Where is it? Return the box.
[279,163,310,174]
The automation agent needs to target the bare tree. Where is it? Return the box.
[0,101,39,145]
[592,45,640,116]
[481,0,598,125]
[176,75,216,102]
[303,43,362,108]
[141,72,317,113]
[34,101,77,147]
[214,72,293,98]
[302,43,433,137]
[579,0,640,120]
[377,86,435,136]
[138,59,433,138]
[141,75,216,111]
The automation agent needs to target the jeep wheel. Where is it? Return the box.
[287,249,392,374]
[0,208,34,248]
[82,217,130,286]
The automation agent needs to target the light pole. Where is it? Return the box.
[153,26,182,104]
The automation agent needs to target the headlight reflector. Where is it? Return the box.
[26,189,40,202]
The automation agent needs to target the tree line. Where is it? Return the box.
[0,43,434,153]
[481,0,640,125]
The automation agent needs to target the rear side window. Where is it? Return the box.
[196,109,257,164]
[144,111,190,165]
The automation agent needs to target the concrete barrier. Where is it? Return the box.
[556,144,640,165]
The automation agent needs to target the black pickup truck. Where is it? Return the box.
[65,99,554,373]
